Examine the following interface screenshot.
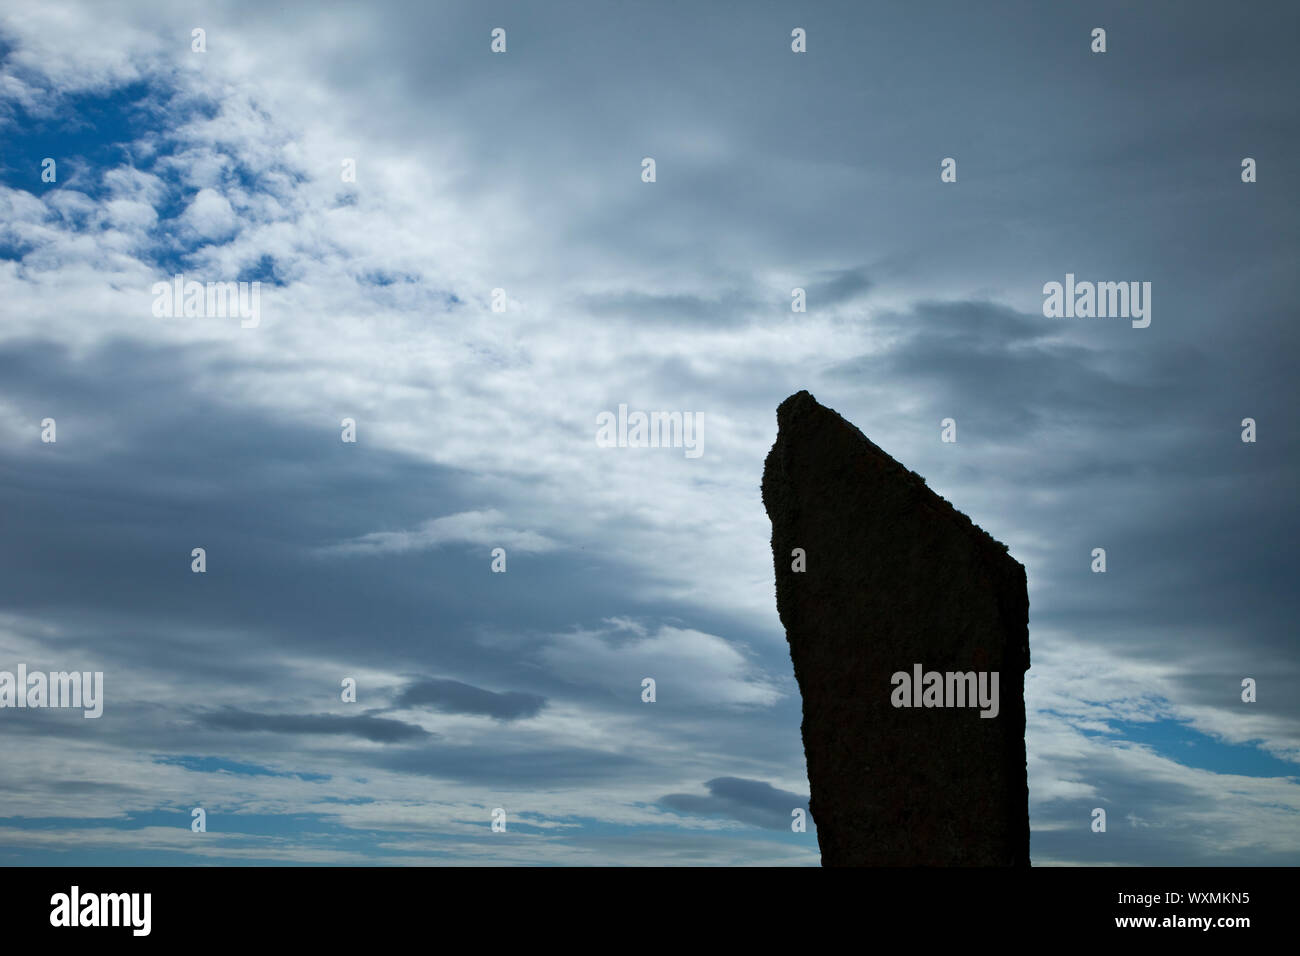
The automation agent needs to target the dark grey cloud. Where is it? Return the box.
[805,266,873,307]
[393,677,545,720]
[576,288,760,327]
[199,708,431,743]
[360,744,640,786]
[571,266,870,331]
[660,776,809,830]
[826,299,1218,441]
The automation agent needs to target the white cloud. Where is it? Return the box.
[541,620,782,709]
[179,187,238,240]
[320,509,557,557]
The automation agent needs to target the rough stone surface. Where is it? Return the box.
[762,390,1030,866]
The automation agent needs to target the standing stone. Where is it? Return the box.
[762,391,1030,866]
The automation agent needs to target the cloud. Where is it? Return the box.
[179,186,238,240]
[198,709,431,743]
[805,265,873,307]
[360,743,640,787]
[576,287,760,327]
[393,677,546,721]
[319,510,558,557]
[540,620,783,709]
[659,776,809,830]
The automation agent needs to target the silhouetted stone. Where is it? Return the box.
[762,391,1030,866]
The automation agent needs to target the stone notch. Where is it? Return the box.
[762,390,1030,866]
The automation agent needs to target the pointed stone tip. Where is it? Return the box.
[766,390,1023,569]
[775,390,821,427]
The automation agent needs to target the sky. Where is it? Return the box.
[0,0,1296,866]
